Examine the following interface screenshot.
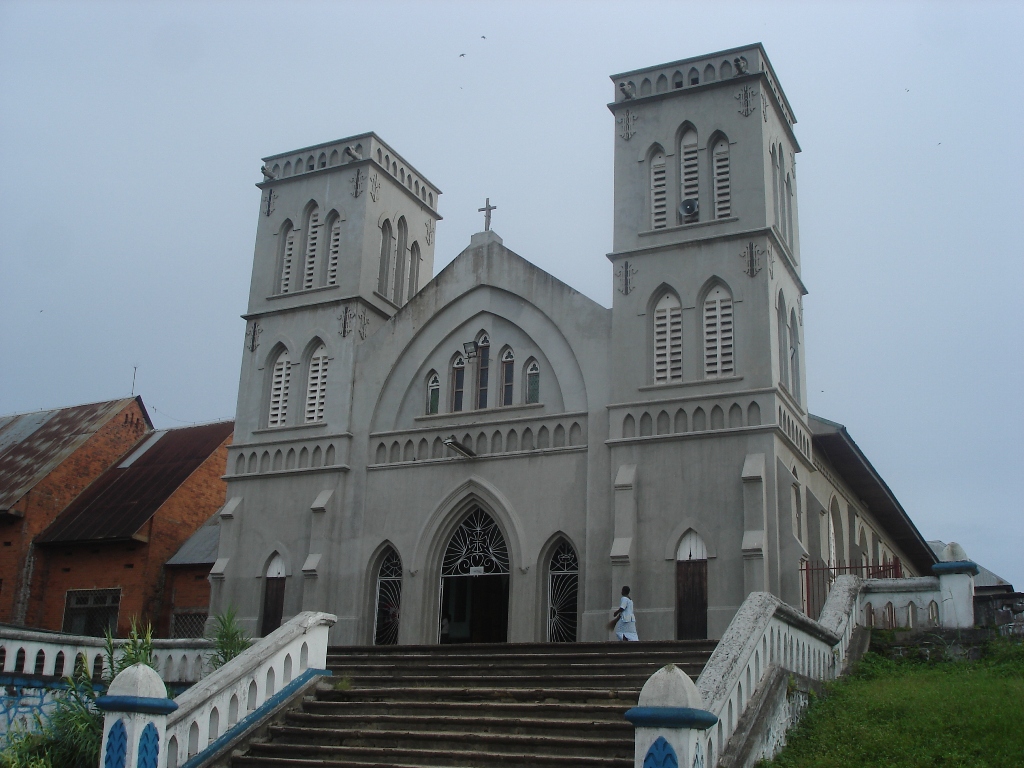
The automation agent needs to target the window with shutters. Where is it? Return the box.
[279,222,297,294]
[653,292,683,383]
[777,291,789,388]
[326,215,342,286]
[703,285,734,378]
[525,361,540,404]
[789,310,801,402]
[393,218,408,305]
[426,373,440,415]
[500,349,514,406]
[712,138,731,219]
[778,148,788,241]
[680,128,699,223]
[650,150,667,229]
[302,207,321,290]
[267,350,292,427]
[304,344,329,423]
[451,355,466,412]
[476,335,490,409]
[785,175,794,246]
[377,220,393,296]
[407,241,421,298]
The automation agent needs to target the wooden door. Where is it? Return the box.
[676,559,708,640]
[261,577,286,636]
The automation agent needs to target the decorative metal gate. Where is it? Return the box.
[441,508,509,576]
[374,548,403,645]
[547,540,579,642]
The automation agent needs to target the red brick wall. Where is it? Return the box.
[26,430,230,636]
[159,565,213,637]
[0,400,148,625]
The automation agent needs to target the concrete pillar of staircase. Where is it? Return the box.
[626,664,718,768]
[611,464,637,629]
[741,454,768,596]
[933,542,979,629]
[95,663,177,768]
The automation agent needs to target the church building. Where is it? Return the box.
[211,44,936,645]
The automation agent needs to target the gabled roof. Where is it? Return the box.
[0,397,151,513]
[809,414,936,575]
[166,514,220,566]
[36,421,233,545]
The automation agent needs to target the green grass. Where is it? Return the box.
[762,639,1024,768]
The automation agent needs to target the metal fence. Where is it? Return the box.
[800,559,903,619]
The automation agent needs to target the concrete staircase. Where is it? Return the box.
[232,640,717,768]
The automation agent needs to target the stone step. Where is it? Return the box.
[325,641,715,660]
[325,658,709,674]
[302,697,636,720]
[326,673,690,689]
[315,685,641,704]
[239,741,632,768]
[284,710,634,736]
[263,725,632,758]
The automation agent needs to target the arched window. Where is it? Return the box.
[302,206,321,290]
[712,138,731,218]
[377,219,393,297]
[676,530,708,639]
[267,350,292,427]
[650,150,667,229]
[653,292,682,383]
[547,540,579,642]
[771,146,781,230]
[786,174,795,244]
[777,291,789,388]
[680,127,698,223]
[778,147,788,241]
[407,241,421,298]
[393,218,408,305]
[279,221,297,294]
[525,361,540,404]
[789,310,801,401]
[425,373,440,415]
[373,548,403,645]
[500,349,514,406]
[304,344,329,423]
[703,285,734,377]
[476,335,490,409]
[688,67,700,85]
[827,507,837,570]
[326,214,342,286]
[451,355,466,412]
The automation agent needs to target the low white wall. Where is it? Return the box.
[0,627,210,684]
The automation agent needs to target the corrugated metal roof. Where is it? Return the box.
[166,515,221,566]
[810,414,937,574]
[0,398,147,512]
[36,421,233,544]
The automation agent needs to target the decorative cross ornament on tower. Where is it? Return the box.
[478,198,497,231]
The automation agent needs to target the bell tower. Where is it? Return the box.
[606,44,809,445]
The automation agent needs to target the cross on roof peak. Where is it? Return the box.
[478,198,497,231]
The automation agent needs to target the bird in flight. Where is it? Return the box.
[459,53,466,57]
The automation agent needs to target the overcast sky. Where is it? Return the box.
[1,0,1021,589]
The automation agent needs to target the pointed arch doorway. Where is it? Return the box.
[676,531,708,640]
[439,507,510,643]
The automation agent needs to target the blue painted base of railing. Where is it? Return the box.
[932,561,980,576]
[625,706,718,730]
[179,668,331,768]
[96,695,179,714]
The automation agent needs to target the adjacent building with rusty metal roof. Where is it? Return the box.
[0,397,150,625]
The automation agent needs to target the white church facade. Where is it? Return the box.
[210,44,936,645]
